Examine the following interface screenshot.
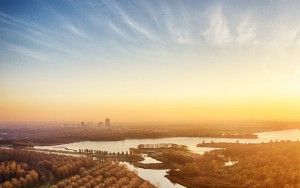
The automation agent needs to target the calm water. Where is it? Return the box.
[35,129,300,154]
[121,162,185,188]
[141,154,162,164]
[34,129,300,188]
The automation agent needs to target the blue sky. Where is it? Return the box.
[1,0,300,121]
[1,0,299,65]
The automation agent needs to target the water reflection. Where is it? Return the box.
[141,154,162,164]
[224,160,238,166]
[35,129,300,154]
[121,162,185,188]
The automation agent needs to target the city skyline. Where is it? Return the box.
[1,0,300,121]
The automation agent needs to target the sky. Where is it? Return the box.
[0,0,300,122]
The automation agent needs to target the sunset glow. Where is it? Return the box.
[1,1,300,121]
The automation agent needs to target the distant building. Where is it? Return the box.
[80,122,87,127]
[87,121,93,126]
[97,122,104,126]
[105,118,110,126]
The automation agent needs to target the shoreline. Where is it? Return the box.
[1,128,299,152]
[0,134,258,148]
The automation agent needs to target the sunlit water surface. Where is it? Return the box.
[140,154,162,164]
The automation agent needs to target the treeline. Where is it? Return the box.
[79,149,130,155]
[51,162,154,188]
[219,141,300,188]
[79,149,144,163]
[0,149,94,187]
[197,141,241,148]
[0,126,258,146]
[167,141,300,188]
[142,148,207,168]
[0,161,39,188]
[0,149,155,188]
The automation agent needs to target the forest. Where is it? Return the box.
[0,149,154,188]
[167,141,300,188]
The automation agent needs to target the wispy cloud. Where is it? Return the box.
[107,21,131,40]
[3,41,53,64]
[236,16,257,46]
[64,24,88,38]
[42,1,88,39]
[104,1,156,41]
[203,5,231,45]
[268,24,300,48]
[0,11,44,36]
[0,11,80,57]
[0,26,72,56]
[163,2,194,45]
[1,0,300,61]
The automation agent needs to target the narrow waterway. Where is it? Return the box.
[121,162,185,188]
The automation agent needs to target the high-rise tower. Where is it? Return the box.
[105,118,110,126]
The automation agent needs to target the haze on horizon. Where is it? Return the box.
[1,0,300,122]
